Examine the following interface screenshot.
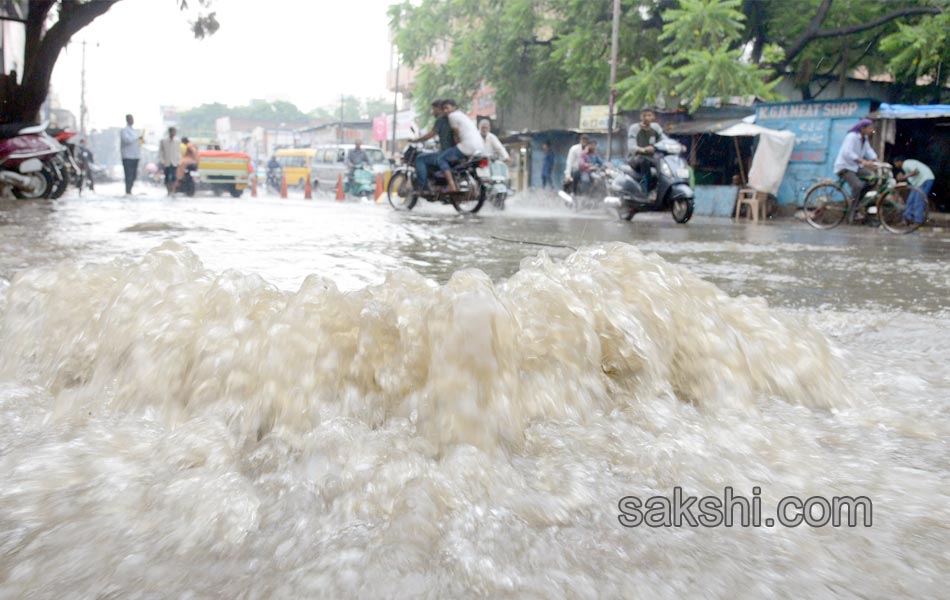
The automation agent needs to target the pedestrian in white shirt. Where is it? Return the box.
[119,114,144,195]
[158,127,181,196]
[478,119,509,162]
[438,99,484,193]
[564,134,589,194]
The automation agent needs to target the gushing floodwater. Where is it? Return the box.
[1,188,948,597]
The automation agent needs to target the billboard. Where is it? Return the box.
[579,105,610,131]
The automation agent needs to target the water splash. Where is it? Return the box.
[0,242,850,452]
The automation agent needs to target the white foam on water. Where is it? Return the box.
[0,242,945,598]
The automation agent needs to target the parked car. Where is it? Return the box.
[310,144,388,192]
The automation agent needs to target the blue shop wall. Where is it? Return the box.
[756,99,873,206]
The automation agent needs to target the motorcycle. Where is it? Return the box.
[386,144,488,214]
[0,121,63,200]
[604,138,695,224]
[265,166,283,194]
[47,128,82,198]
[488,159,512,210]
[346,164,376,199]
[558,165,608,212]
[178,163,199,197]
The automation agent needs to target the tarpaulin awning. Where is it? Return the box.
[869,104,950,119]
[715,123,796,196]
[665,118,746,135]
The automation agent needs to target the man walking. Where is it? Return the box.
[158,126,181,196]
[563,134,589,194]
[119,114,143,195]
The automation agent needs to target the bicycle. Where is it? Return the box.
[802,162,928,234]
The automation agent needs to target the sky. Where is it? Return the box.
[50,0,397,132]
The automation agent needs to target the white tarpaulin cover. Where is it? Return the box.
[716,123,795,195]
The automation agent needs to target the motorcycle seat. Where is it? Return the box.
[0,121,48,139]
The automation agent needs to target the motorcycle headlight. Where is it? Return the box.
[659,161,673,177]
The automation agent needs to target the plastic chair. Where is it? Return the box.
[735,188,768,223]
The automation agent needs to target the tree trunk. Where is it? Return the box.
[1,0,120,124]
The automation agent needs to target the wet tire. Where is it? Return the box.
[878,186,926,234]
[452,172,485,214]
[803,181,848,229]
[12,167,54,200]
[179,176,196,197]
[671,198,693,223]
[50,161,69,199]
[229,185,243,198]
[387,170,416,211]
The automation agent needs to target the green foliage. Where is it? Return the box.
[881,10,950,86]
[618,0,780,110]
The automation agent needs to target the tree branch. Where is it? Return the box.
[14,0,120,121]
[811,6,942,40]
[775,3,943,75]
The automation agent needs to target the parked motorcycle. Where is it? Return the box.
[47,128,81,198]
[488,159,512,210]
[0,121,63,200]
[386,144,488,214]
[605,138,694,224]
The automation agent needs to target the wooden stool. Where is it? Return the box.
[735,188,767,223]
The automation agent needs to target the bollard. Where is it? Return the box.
[335,174,345,201]
[280,174,288,199]
[304,176,312,200]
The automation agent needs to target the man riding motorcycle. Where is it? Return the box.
[625,107,667,219]
[436,99,484,193]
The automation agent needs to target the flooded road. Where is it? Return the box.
[1,184,948,598]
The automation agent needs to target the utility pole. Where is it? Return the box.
[80,40,88,137]
[339,94,344,143]
[606,0,621,161]
[392,54,399,154]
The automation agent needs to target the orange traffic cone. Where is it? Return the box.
[374,173,384,203]
[304,176,312,200]
[251,176,258,198]
[280,174,288,199]
[335,174,345,201]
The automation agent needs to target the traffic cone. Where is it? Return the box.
[335,174,345,201]
[374,173,384,203]
[304,176,312,200]
[251,176,257,198]
[280,174,288,199]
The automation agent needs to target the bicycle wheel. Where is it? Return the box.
[803,181,848,229]
[878,186,927,234]
[386,170,416,211]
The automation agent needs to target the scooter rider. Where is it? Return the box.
[627,107,667,189]
[409,99,453,194]
[345,140,371,187]
[478,119,509,162]
[438,99,484,193]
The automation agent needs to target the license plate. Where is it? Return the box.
[476,167,490,178]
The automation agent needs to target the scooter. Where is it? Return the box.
[178,163,199,197]
[0,121,63,200]
[604,138,695,224]
[488,159,512,210]
[346,164,376,199]
[47,128,81,198]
